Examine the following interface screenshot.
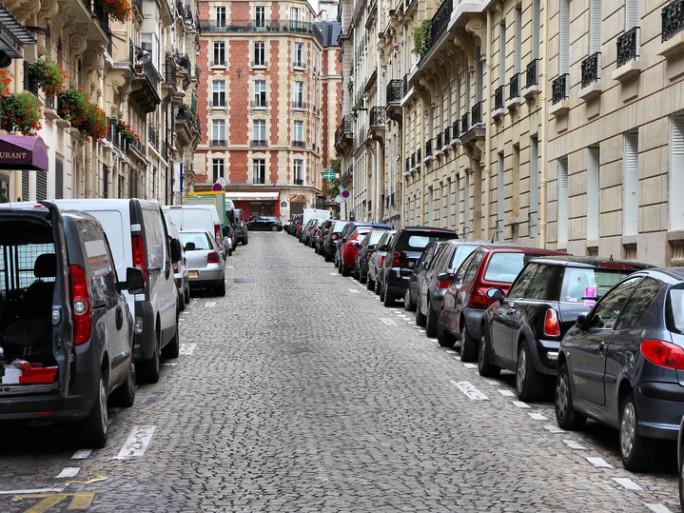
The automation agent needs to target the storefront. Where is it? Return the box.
[225,191,280,220]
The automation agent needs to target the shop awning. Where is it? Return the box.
[0,135,48,171]
[226,191,279,201]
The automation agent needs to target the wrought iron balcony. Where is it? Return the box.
[209,100,227,108]
[370,106,386,128]
[251,140,268,147]
[293,61,306,69]
[663,0,684,42]
[210,140,227,147]
[526,59,539,89]
[165,60,177,84]
[148,124,159,149]
[509,73,520,99]
[461,112,469,133]
[417,148,422,162]
[294,179,304,185]
[249,100,268,108]
[425,139,432,157]
[386,79,405,103]
[411,152,416,168]
[436,131,443,149]
[471,101,483,125]
[431,0,452,45]
[581,52,601,87]
[443,126,450,143]
[405,157,410,174]
[617,27,640,67]
[292,140,306,148]
[291,101,308,110]
[494,86,504,110]
[452,119,460,139]
[552,74,569,104]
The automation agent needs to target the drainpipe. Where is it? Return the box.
[539,2,548,247]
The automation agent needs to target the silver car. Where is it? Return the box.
[179,230,226,296]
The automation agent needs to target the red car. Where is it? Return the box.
[438,245,567,360]
[339,227,372,276]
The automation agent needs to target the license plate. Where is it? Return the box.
[188,270,198,278]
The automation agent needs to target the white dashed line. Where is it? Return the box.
[114,425,156,459]
[451,380,489,400]
[543,424,565,434]
[0,488,64,495]
[56,467,80,479]
[379,317,397,326]
[445,350,457,354]
[179,343,196,355]
[512,401,530,409]
[613,477,642,491]
[463,363,477,369]
[348,289,360,293]
[528,412,547,421]
[70,450,92,460]
[586,456,613,468]
[161,362,178,366]
[329,272,338,275]
[563,439,587,450]
[645,504,673,513]
[498,390,515,397]
[204,302,217,308]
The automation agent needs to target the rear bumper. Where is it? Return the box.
[386,267,412,297]
[635,383,684,440]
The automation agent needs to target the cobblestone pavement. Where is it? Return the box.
[0,232,680,513]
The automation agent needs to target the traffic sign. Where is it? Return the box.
[212,183,223,191]
[341,190,350,198]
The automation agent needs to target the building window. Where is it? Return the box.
[254,80,267,107]
[590,0,602,54]
[215,6,226,27]
[560,0,570,75]
[624,131,639,236]
[446,178,452,229]
[293,159,303,184]
[290,7,301,30]
[152,167,158,198]
[514,7,522,77]
[255,6,266,29]
[293,81,304,108]
[253,42,265,67]
[212,42,225,67]
[530,136,539,239]
[21,171,28,201]
[587,146,600,240]
[252,120,266,146]
[428,187,433,224]
[212,159,224,183]
[557,156,569,245]
[671,115,684,231]
[55,158,64,199]
[293,120,304,146]
[497,152,505,241]
[532,0,541,61]
[211,119,226,146]
[253,158,266,184]
[499,23,506,85]
[102,164,109,198]
[293,43,304,67]
[212,80,226,107]
[36,168,46,201]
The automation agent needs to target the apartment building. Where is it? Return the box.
[0,0,198,204]
[194,0,341,221]
[336,0,684,266]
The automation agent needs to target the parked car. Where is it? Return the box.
[234,208,249,245]
[481,256,651,401]
[335,222,391,270]
[554,267,684,471]
[179,230,227,296]
[0,202,144,448]
[379,226,459,307]
[405,240,448,313]
[415,240,497,336]
[300,218,319,245]
[164,204,225,257]
[314,219,334,255]
[367,230,396,294]
[248,215,283,231]
[678,415,684,510]
[322,220,349,262]
[163,209,191,311]
[438,245,566,361]
[354,227,390,282]
[339,226,375,276]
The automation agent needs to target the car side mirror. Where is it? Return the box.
[170,238,182,262]
[436,272,452,283]
[118,267,145,294]
[486,288,505,301]
[576,312,590,330]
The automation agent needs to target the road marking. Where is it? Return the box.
[528,412,547,420]
[10,493,94,511]
[348,289,360,293]
[70,450,91,460]
[329,272,338,275]
[179,343,196,355]
[204,302,217,308]
[463,363,477,369]
[613,477,642,490]
[513,401,530,409]
[379,317,397,326]
[451,380,489,400]
[161,362,177,366]
[0,489,64,495]
[55,468,79,479]
[445,350,457,354]
[498,390,515,397]
[563,439,587,450]
[646,504,673,513]
[543,424,565,434]
[586,456,613,468]
[396,314,409,319]
[114,425,156,459]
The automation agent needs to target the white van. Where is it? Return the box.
[164,204,225,256]
[53,199,181,383]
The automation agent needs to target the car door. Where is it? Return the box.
[566,276,642,406]
[444,251,483,334]
[416,243,439,313]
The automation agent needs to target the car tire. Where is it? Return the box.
[404,288,416,312]
[620,392,658,472]
[359,270,367,284]
[353,266,359,280]
[271,225,278,231]
[184,287,191,305]
[460,321,478,362]
[162,314,180,359]
[436,310,456,348]
[425,300,438,337]
[137,328,161,384]
[341,263,350,277]
[679,445,684,513]
[77,372,108,448]
[177,290,185,312]
[515,343,544,401]
[478,328,500,378]
[382,282,395,307]
[324,253,332,262]
[415,304,427,327]
[110,360,136,408]
[215,279,226,297]
[367,274,375,290]
[554,364,586,431]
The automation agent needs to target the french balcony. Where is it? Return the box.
[162,59,178,101]
[294,179,304,185]
[522,59,540,98]
[129,46,161,114]
[405,157,410,176]
[63,0,111,43]
[209,100,227,109]
[442,127,450,147]
[210,60,227,68]
[291,101,308,110]
[411,152,416,170]
[251,140,268,147]
[579,52,602,101]
[461,112,469,134]
[460,103,485,145]
[613,27,641,82]
[550,73,570,117]
[334,115,353,152]
[176,107,200,147]
[148,124,159,150]
[424,139,433,161]
[209,139,227,147]
[386,79,405,121]
[292,140,306,148]
[451,119,460,144]
[292,61,306,69]
[493,85,505,119]
[250,100,268,109]
[369,106,385,141]
[660,0,684,59]
[430,0,452,46]
[506,73,524,110]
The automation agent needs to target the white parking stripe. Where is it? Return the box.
[348,289,360,293]
[543,424,565,434]
[451,380,489,400]
[613,477,642,491]
[329,272,338,275]
[646,504,673,513]
[498,390,515,397]
[179,343,196,355]
[528,412,547,421]
[114,425,156,459]
[379,318,397,326]
[56,467,80,478]
[71,450,92,460]
[586,456,613,468]
[563,439,587,450]
[512,401,530,409]
[463,363,477,369]
[205,302,217,308]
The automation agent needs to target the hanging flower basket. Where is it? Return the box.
[28,57,67,101]
[57,87,107,140]
[0,92,43,135]
[0,70,11,97]
[102,0,132,23]
[82,102,109,140]
[116,119,141,143]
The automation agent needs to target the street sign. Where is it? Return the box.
[341,190,350,198]
[211,183,223,191]
[322,169,335,181]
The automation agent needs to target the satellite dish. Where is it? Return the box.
[0,51,11,69]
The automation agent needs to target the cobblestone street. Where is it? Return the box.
[0,232,680,513]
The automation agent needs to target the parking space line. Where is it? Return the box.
[645,504,673,513]
[613,477,642,491]
[563,439,587,450]
[586,456,613,468]
[56,468,80,479]
[498,390,515,397]
[179,343,196,356]
[114,425,156,459]
[528,412,547,420]
[204,302,217,308]
[451,380,489,400]
[463,363,477,369]
[0,488,64,495]
[348,289,360,293]
[70,450,91,460]
[379,318,397,326]
[512,401,530,409]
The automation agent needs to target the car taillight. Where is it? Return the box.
[467,289,488,309]
[207,251,221,264]
[641,339,684,370]
[331,233,339,240]
[214,224,222,244]
[391,251,402,267]
[173,262,179,273]
[379,255,386,267]
[437,277,451,289]
[132,234,147,281]
[543,308,561,337]
[70,264,91,345]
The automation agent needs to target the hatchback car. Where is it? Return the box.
[354,227,390,282]
[335,222,391,270]
[248,215,283,231]
[179,230,226,296]
[367,230,396,293]
[322,221,349,262]
[405,241,447,313]
[555,267,684,471]
[481,256,651,401]
[438,246,566,360]
[314,219,334,255]
[339,227,374,276]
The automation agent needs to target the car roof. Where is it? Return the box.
[526,255,652,269]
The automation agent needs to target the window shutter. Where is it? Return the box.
[560,0,570,73]
[557,157,569,244]
[587,147,600,239]
[532,0,541,59]
[672,116,684,230]
[515,8,522,73]
[21,171,29,201]
[55,158,64,199]
[500,23,506,82]
[626,0,639,30]
[624,132,639,235]
[590,0,602,54]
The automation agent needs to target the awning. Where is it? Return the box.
[0,5,36,58]
[0,135,48,171]
[226,191,279,201]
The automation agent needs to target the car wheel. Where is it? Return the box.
[515,343,544,401]
[554,364,586,431]
[215,279,226,297]
[680,445,684,513]
[478,327,500,377]
[620,392,658,471]
[110,360,136,408]
[366,275,374,290]
[378,279,385,300]
[404,288,416,312]
[415,303,427,327]
[271,225,278,231]
[184,286,191,305]
[341,263,350,277]
[425,300,438,337]
[77,372,108,448]
[359,270,367,284]
[162,313,180,359]
[324,253,332,262]
[460,321,477,362]
[382,282,395,307]
[353,266,359,280]
[177,290,185,312]
[436,310,456,348]
[136,328,161,384]
[243,238,248,245]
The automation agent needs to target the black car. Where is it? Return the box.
[354,227,390,282]
[247,215,283,231]
[481,256,651,401]
[554,267,684,471]
[322,220,349,262]
[314,219,334,255]
[0,202,144,448]
[379,226,458,307]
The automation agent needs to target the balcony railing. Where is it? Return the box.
[251,60,267,68]
[165,60,177,84]
[552,73,569,104]
[663,0,684,41]
[509,73,520,99]
[199,19,315,34]
[210,140,227,147]
[291,101,307,110]
[417,148,422,162]
[436,131,443,149]
[443,126,450,143]
[293,61,306,69]
[526,59,539,89]
[294,179,304,185]
[405,157,410,174]
[452,119,460,139]
[425,139,432,157]
[387,79,404,104]
[250,100,268,108]
[617,27,640,67]
[431,0,452,45]
[581,52,601,87]
[411,152,416,168]
[471,101,483,125]
[461,112,469,133]
[292,140,306,148]
[251,140,268,147]
[370,106,385,128]
[148,124,158,149]
[209,100,227,108]
[494,85,504,110]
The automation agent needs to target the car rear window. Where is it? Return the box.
[397,232,456,251]
[483,252,546,283]
[562,267,634,305]
[668,286,684,334]
[180,232,212,250]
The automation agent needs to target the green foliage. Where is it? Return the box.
[414,19,433,57]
